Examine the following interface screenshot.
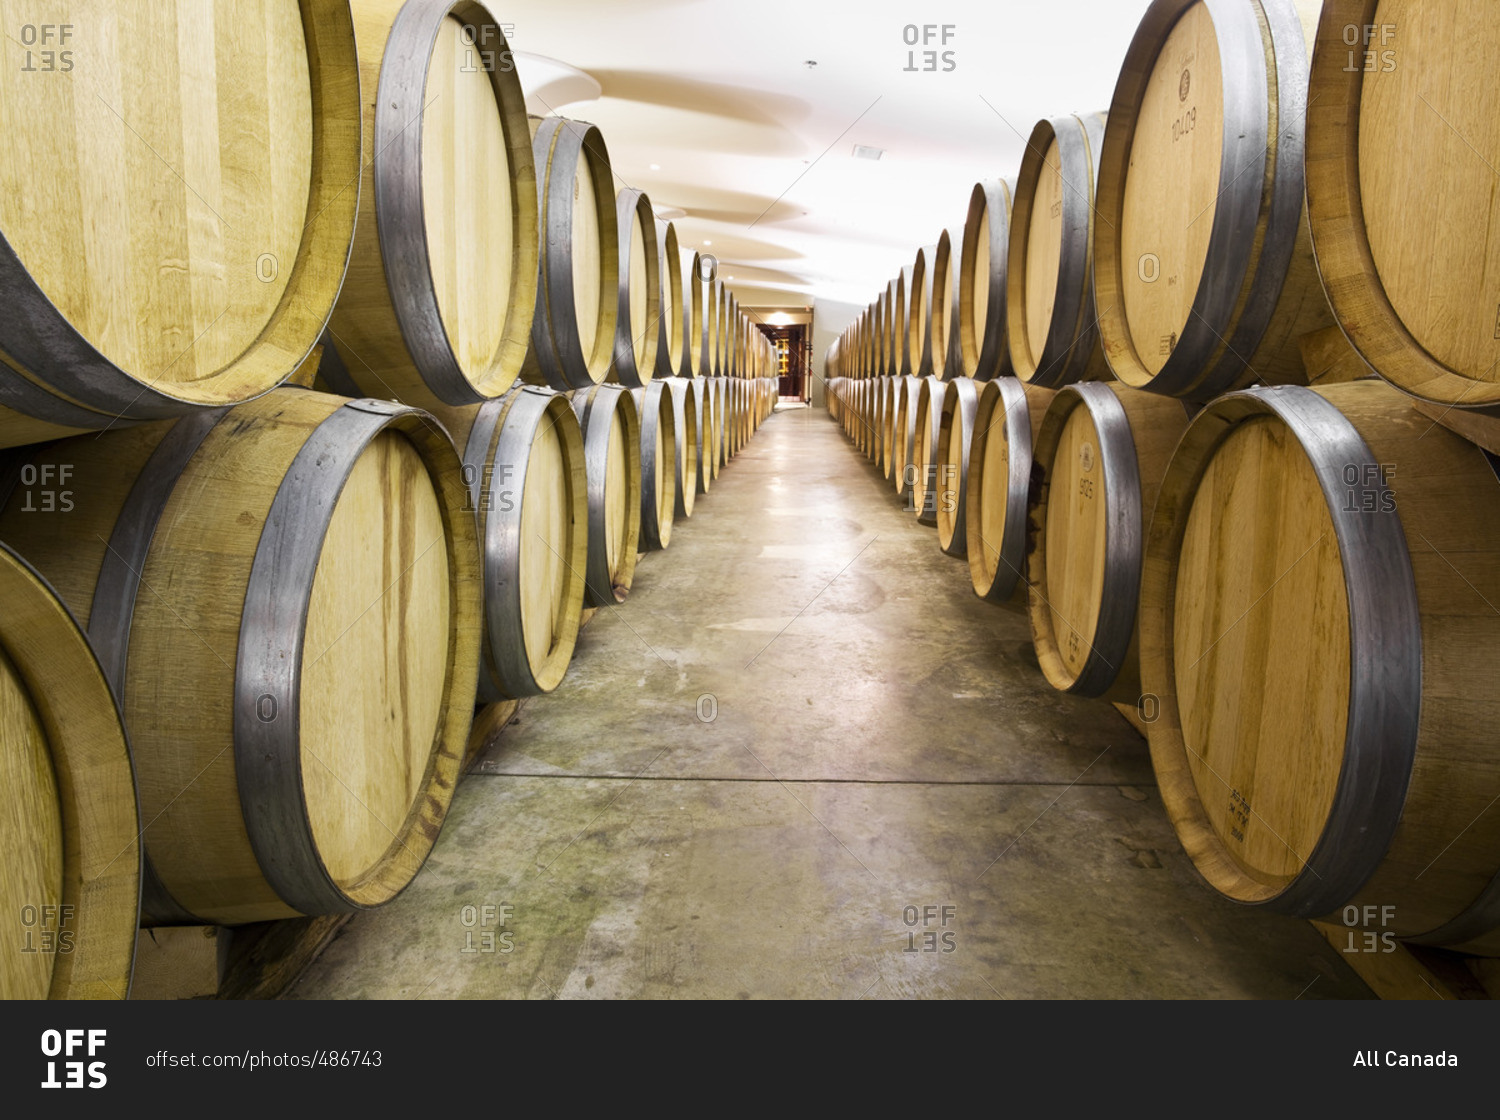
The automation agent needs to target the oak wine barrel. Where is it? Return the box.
[1142,380,1500,954]
[523,116,618,390]
[1007,115,1112,388]
[663,378,699,518]
[611,187,660,387]
[0,389,481,926]
[327,0,536,413]
[656,219,685,379]
[1094,0,1333,400]
[1306,0,1500,408]
[0,545,138,998]
[0,0,362,449]
[571,384,641,605]
[959,179,1018,381]
[911,378,948,525]
[1026,382,1189,700]
[437,385,587,702]
[932,230,961,381]
[934,377,980,556]
[629,381,676,551]
[966,378,1055,605]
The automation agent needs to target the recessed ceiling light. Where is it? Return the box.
[852,145,883,161]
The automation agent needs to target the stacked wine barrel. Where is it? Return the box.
[826,0,1500,959]
[0,0,781,1000]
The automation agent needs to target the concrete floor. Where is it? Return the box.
[291,400,1372,1000]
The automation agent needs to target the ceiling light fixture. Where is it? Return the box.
[649,163,660,171]
[852,145,883,161]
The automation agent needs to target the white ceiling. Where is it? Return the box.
[502,0,1158,308]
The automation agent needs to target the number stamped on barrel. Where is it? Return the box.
[1227,788,1251,843]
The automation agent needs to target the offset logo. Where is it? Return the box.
[40,1029,106,1089]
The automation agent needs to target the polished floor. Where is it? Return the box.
[292,399,1371,999]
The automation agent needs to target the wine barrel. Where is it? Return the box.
[710,377,728,482]
[894,267,915,378]
[694,374,714,495]
[932,230,961,381]
[663,378,699,518]
[877,377,899,480]
[1026,382,1190,700]
[1094,0,1332,401]
[1306,1,1500,408]
[885,279,902,378]
[1007,114,1112,388]
[656,220,685,379]
[966,378,1056,604]
[959,179,1018,381]
[891,376,923,500]
[1142,380,1500,954]
[679,253,701,378]
[700,277,721,378]
[327,1,536,412]
[630,381,676,550]
[934,378,980,556]
[570,385,640,605]
[611,188,659,387]
[437,385,586,701]
[0,389,481,926]
[720,291,735,378]
[523,116,618,390]
[0,0,361,449]
[908,246,937,379]
[911,378,949,525]
[0,545,138,998]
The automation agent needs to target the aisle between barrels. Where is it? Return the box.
[290,404,1370,999]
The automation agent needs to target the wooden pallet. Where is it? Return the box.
[1311,921,1496,1000]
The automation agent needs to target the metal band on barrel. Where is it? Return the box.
[234,398,411,915]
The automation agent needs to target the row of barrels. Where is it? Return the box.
[827,0,1500,416]
[824,0,1500,958]
[0,0,775,453]
[828,365,1500,958]
[0,373,781,998]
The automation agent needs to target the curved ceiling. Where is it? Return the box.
[508,0,1157,307]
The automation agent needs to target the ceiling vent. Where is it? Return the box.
[852,144,883,161]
